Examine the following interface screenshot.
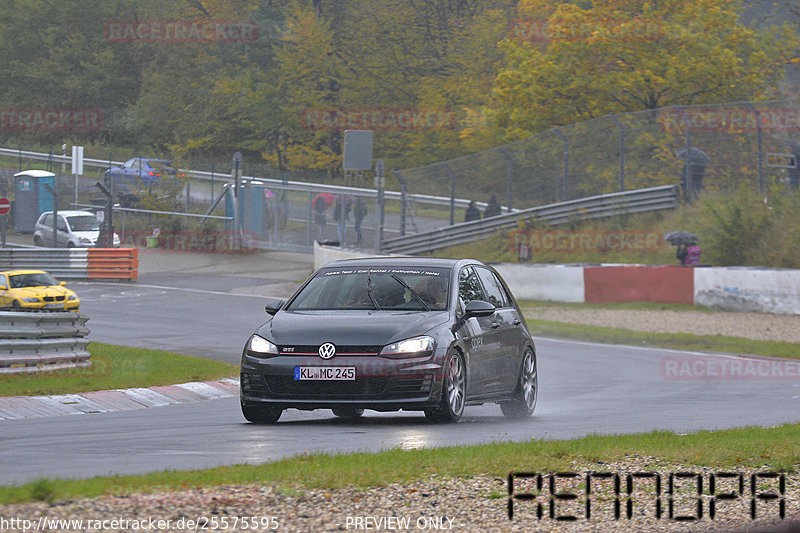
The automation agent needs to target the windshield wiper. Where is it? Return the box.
[366,271,381,310]
[390,274,430,311]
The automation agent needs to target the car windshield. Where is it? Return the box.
[9,272,59,288]
[287,267,450,311]
[66,215,100,231]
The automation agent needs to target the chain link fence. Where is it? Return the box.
[394,99,800,214]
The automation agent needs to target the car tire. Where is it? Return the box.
[33,235,43,247]
[66,242,75,249]
[11,301,21,310]
[425,350,465,423]
[241,403,282,424]
[332,408,365,420]
[500,348,537,419]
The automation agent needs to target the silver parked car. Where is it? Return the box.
[33,210,120,248]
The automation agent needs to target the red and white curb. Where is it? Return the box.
[0,378,239,420]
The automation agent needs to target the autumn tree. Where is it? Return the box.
[492,0,798,140]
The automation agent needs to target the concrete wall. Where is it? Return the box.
[494,264,585,303]
[694,267,800,315]
[313,244,800,314]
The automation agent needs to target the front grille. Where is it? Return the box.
[278,345,382,356]
[43,296,66,302]
[265,376,389,398]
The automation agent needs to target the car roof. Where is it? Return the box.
[321,257,481,270]
[0,269,49,276]
[39,210,95,217]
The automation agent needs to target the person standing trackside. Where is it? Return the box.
[354,197,367,244]
[314,195,327,239]
[465,200,481,222]
[484,194,501,218]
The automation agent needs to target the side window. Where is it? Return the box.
[57,216,68,231]
[458,266,485,313]
[476,268,511,308]
[41,213,53,226]
[122,158,136,169]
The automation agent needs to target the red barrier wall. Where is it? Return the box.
[583,266,694,305]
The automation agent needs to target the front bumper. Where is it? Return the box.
[17,301,79,312]
[240,352,444,411]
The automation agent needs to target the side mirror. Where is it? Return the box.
[264,297,286,316]
[464,299,495,319]
[0,285,6,290]
[59,281,66,287]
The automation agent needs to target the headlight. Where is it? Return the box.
[21,297,39,303]
[248,335,278,356]
[79,237,93,244]
[380,335,435,358]
[68,294,78,301]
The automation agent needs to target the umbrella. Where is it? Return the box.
[676,147,709,165]
[313,193,334,209]
[664,231,698,246]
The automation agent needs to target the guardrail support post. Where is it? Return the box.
[498,148,514,214]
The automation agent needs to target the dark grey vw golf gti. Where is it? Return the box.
[240,257,537,423]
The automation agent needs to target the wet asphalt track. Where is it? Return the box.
[2,271,800,485]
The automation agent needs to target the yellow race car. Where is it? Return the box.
[0,270,80,312]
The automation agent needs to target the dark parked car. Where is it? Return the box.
[103,158,183,201]
[240,257,538,423]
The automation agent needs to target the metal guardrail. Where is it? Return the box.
[0,248,138,280]
[0,146,487,211]
[0,311,90,374]
[0,248,89,279]
[382,185,680,255]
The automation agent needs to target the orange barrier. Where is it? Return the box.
[87,248,139,280]
[584,265,693,305]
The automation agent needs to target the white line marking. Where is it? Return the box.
[72,281,280,298]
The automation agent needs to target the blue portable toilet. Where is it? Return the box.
[225,180,272,238]
[13,170,56,233]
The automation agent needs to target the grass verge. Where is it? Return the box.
[1,423,798,504]
[526,319,800,360]
[0,342,237,397]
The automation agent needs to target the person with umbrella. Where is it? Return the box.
[665,231,700,266]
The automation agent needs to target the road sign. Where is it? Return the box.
[0,197,9,215]
[766,152,797,169]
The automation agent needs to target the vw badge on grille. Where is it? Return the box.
[318,342,336,359]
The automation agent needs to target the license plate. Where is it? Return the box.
[294,367,356,380]
[45,303,64,309]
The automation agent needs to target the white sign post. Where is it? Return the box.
[71,146,84,206]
